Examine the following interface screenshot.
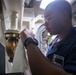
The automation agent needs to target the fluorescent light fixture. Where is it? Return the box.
[66,0,73,3]
[40,0,73,9]
[40,0,55,9]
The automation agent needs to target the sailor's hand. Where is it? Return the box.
[20,29,33,44]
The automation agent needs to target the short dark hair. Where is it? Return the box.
[45,0,72,20]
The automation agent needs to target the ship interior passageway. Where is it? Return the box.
[0,0,76,75]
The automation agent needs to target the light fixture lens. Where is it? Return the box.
[40,0,55,9]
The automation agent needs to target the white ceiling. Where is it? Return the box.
[3,0,76,29]
[3,0,75,17]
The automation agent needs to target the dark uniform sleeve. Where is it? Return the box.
[63,47,76,75]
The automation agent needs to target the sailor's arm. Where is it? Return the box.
[21,29,72,75]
